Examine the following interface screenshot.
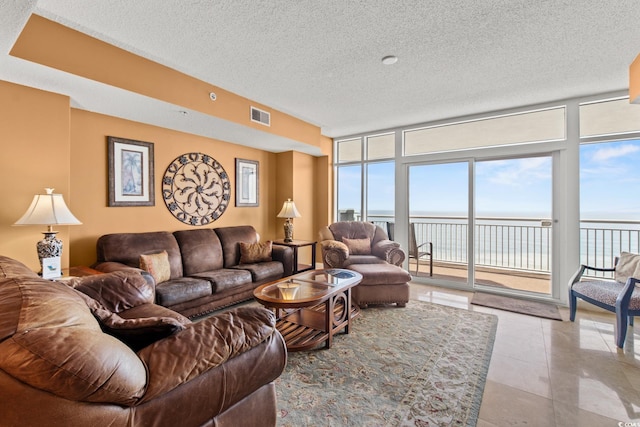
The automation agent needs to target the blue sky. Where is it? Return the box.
[338,139,640,220]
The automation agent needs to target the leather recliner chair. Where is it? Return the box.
[0,255,287,427]
[319,221,411,307]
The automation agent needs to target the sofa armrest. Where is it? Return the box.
[320,240,349,268]
[69,270,155,313]
[137,306,285,402]
[272,244,294,277]
[372,240,405,266]
[92,261,155,287]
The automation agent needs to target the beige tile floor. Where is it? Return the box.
[410,282,640,426]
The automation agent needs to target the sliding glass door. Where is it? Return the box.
[408,155,553,297]
[474,156,552,295]
[409,162,469,286]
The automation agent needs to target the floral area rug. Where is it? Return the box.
[275,300,498,427]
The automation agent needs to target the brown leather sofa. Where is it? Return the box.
[93,226,294,318]
[0,255,287,427]
[319,221,411,307]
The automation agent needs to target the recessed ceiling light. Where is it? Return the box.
[381,55,398,65]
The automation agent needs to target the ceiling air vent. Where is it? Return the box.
[250,106,270,126]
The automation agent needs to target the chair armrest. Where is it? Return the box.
[320,240,349,268]
[372,240,406,266]
[68,270,155,313]
[616,277,640,312]
[569,264,616,289]
[271,244,295,276]
[137,306,284,402]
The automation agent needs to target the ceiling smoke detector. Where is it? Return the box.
[209,92,217,101]
[381,55,398,65]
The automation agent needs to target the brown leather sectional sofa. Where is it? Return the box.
[93,226,294,318]
[0,255,287,427]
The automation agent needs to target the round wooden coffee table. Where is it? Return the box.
[253,269,362,351]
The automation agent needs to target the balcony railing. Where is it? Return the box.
[353,213,640,279]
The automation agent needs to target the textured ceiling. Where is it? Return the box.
[2,0,640,147]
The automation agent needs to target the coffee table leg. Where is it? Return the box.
[345,289,352,335]
[325,299,332,349]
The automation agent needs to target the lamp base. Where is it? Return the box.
[37,231,62,271]
[283,219,294,243]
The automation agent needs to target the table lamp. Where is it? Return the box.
[14,188,82,273]
[277,198,301,242]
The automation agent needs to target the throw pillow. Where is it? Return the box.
[342,237,371,255]
[239,241,273,264]
[139,251,171,284]
[615,251,640,284]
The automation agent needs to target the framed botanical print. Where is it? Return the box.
[108,136,155,206]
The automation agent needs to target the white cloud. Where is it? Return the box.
[591,144,640,162]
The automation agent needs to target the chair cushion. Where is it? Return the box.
[615,252,640,284]
[573,279,640,310]
[239,241,273,264]
[342,237,371,255]
[348,264,411,285]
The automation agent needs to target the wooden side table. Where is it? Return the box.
[272,239,317,274]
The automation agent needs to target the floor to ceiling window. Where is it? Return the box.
[579,97,640,278]
[334,90,635,304]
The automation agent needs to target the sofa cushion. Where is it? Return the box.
[192,269,253,292]
[155,277,212,306]
[344,255,389,266]
[96,231,184,279]
[215,226,260,267]
[0,278,147,405]
[239,241,273,264]
[342,237,371,255]
[173,229,224,275]
[233,262,284,282]
[140,251,171,284]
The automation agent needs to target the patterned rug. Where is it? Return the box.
[275,300,498,427]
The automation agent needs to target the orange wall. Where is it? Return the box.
[0,81,72,271]
[69,109,281,267]
[0,79,331,270]
[631,53,640,104]
[12,14,324,149]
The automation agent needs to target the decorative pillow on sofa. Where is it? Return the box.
[615,251,640,284]
[342,237,371,255]
[139,251,171,284]
[239,241,273,264]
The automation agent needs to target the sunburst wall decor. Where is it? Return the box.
[162,152,230,225]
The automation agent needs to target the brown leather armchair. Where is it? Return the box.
[319,221,411,308]
[318,221,406,268]
[0,255,286,427]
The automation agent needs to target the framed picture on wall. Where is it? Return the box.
[108,136,155,207]
[235,158,259,207]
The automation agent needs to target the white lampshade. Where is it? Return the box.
[277,198,301,219]
[14,188,82,228]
